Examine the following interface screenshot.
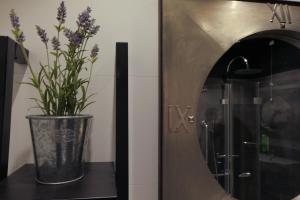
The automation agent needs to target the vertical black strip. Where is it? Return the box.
[115,42,128,200]
[0,36,28,181]
[0,37,15,180]
[0,37,9,180]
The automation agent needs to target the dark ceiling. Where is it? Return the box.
[235,0,300,6]
[208,36,300,80]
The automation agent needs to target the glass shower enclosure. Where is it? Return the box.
[200,69,300,200]
[200,79,261,200]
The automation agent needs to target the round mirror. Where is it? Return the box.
[198,31,300,200]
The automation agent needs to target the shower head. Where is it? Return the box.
[226,56,262,76]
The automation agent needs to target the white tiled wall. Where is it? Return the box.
[129,76,159,199]
[9,64,35,174]
[0,0,159,199]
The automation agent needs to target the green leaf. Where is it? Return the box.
[79,101,96,112]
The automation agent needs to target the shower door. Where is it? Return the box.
[200,79,261,199]
[223,80,261,200]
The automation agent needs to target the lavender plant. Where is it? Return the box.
[9,2,100,116]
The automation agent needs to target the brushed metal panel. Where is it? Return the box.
[162,0,300,199]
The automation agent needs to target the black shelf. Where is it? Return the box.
[0,36,28,181]
[0,162,117,200]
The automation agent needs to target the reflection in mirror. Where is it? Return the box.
[198,34,300,200]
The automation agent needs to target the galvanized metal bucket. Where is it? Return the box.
[26,115,93,184]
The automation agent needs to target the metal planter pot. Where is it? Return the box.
[26,115,93,185]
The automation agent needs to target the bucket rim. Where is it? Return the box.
[26,114,93,120]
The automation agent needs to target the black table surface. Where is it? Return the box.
[0,162,118,200]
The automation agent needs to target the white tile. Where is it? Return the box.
[90,0,159,77]
[129,76,159,185]
[91,0,133,76]
[84,75,116,162]
[128,0,159,77]
[8,73,35,175]
[129,184,158,200]
[13,63,28,75]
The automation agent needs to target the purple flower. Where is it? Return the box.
[9,9,20,30]
[9,9,25,43]
[51,37,60,50]
[90,25,100,35]
[90,44,99,58]
[57,1,66,24]
[63,28,72,38]
[36,25,49,44]
[71,32,84,47]
[77,7,92,32]
[64,29,83,47]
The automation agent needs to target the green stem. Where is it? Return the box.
[86,62,94,92]
[20,44,34,77]
[45,44,50,71]
[55,27,61,114]
[20,43,47,115]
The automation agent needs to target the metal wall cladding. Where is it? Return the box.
[162,0,300,199]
